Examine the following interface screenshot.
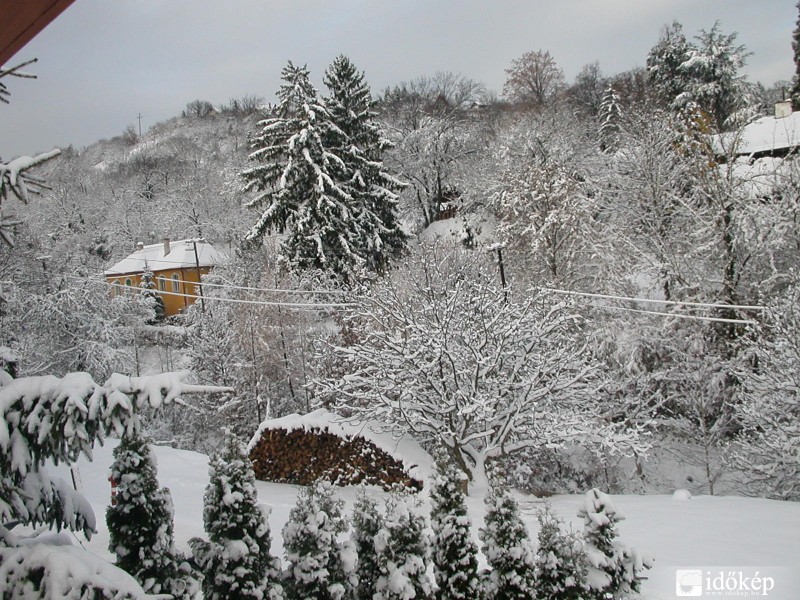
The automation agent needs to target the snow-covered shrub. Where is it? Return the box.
[373,490,432,600]
[282,480,353,600]
[578,489,652,599]
[534,504,588,600]
[106,431,199,598]
[503,446,606,496]
[479,486,536,600]
[730,285,800,500]
[190,431,282,599]
[3,278,148,381]
[0,543,148,599]
[351,488,384,600]
[430,463,481,600]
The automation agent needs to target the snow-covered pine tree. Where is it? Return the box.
[351,488,384,600]
[429,463,481,600]
[373,490,432,600]
[190,431,282,600]
[534,505,588,600]
[282,480,353,600]
[323,54,407,275]
[241,62,360,279]
[139,264,165,323]
[106,430,199,598]
[0,369,226,597]
[598,86,623,153]
[478,486,536,600]
[578,488,651,599]
[679,23,752,130]
[646,21,693,110]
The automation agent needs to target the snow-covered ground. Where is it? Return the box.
[47,440,800,600]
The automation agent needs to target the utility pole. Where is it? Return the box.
[487,242,508,304]
[191,239,206,313]
[137,113,143,137]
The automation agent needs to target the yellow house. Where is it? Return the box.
[104,238,226,316]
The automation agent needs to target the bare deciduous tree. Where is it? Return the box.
[503,50,565,109]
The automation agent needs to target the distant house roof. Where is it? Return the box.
[715,111,800,159]
[104,239,226,276]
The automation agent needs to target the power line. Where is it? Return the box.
[158,276,349,296]
[36,273,763,323]
[590,303,757,326]
[113,286,357,310]
[104,264,348,295]
[540,287,765,312]
[56,273,355,309]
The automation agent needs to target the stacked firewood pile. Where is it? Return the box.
[249,427,423,491]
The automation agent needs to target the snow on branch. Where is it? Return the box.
[0,149,61,203]
[312,245,649,491]
[0,370,232,535]
[0,58,39,105]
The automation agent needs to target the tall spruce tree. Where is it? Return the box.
[479,486,536,600]
[242,62,361,278]
[190,432,282,600]
[598,86,623,153]
[351,488,384,600]
[282,480,352,600]
[106,432,199,599]
[323,54,407,274]
[429,464,481,600]
[646,21,693,109]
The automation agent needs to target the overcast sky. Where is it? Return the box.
[1,0,796,159]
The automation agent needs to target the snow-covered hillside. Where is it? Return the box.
[46,440,800,600]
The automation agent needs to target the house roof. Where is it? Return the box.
[715,111,800,157]
[0,0,77,65]
[104,239,226,276]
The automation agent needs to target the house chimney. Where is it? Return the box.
[136,241,144,251]
[163,238,171,255]
[775,100,792,119]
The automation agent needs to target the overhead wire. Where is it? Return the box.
[118,287,357,310]
[61,273,356,310]
[589,303,758,325]
[145,275,350,296]
[539,286,766,312]
[27,272,763,323]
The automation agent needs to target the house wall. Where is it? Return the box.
[105,266,212,317]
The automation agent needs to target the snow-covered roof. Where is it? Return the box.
[715,111,800,157]
[103,239,226,276]
[248,408,435,483]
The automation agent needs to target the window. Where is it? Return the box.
[159,276,167,292]
[125,278,133,296]
[172,274,180,293]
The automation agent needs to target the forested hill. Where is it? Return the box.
[17,104,261,277]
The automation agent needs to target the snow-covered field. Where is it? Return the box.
[48,440,800,600]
